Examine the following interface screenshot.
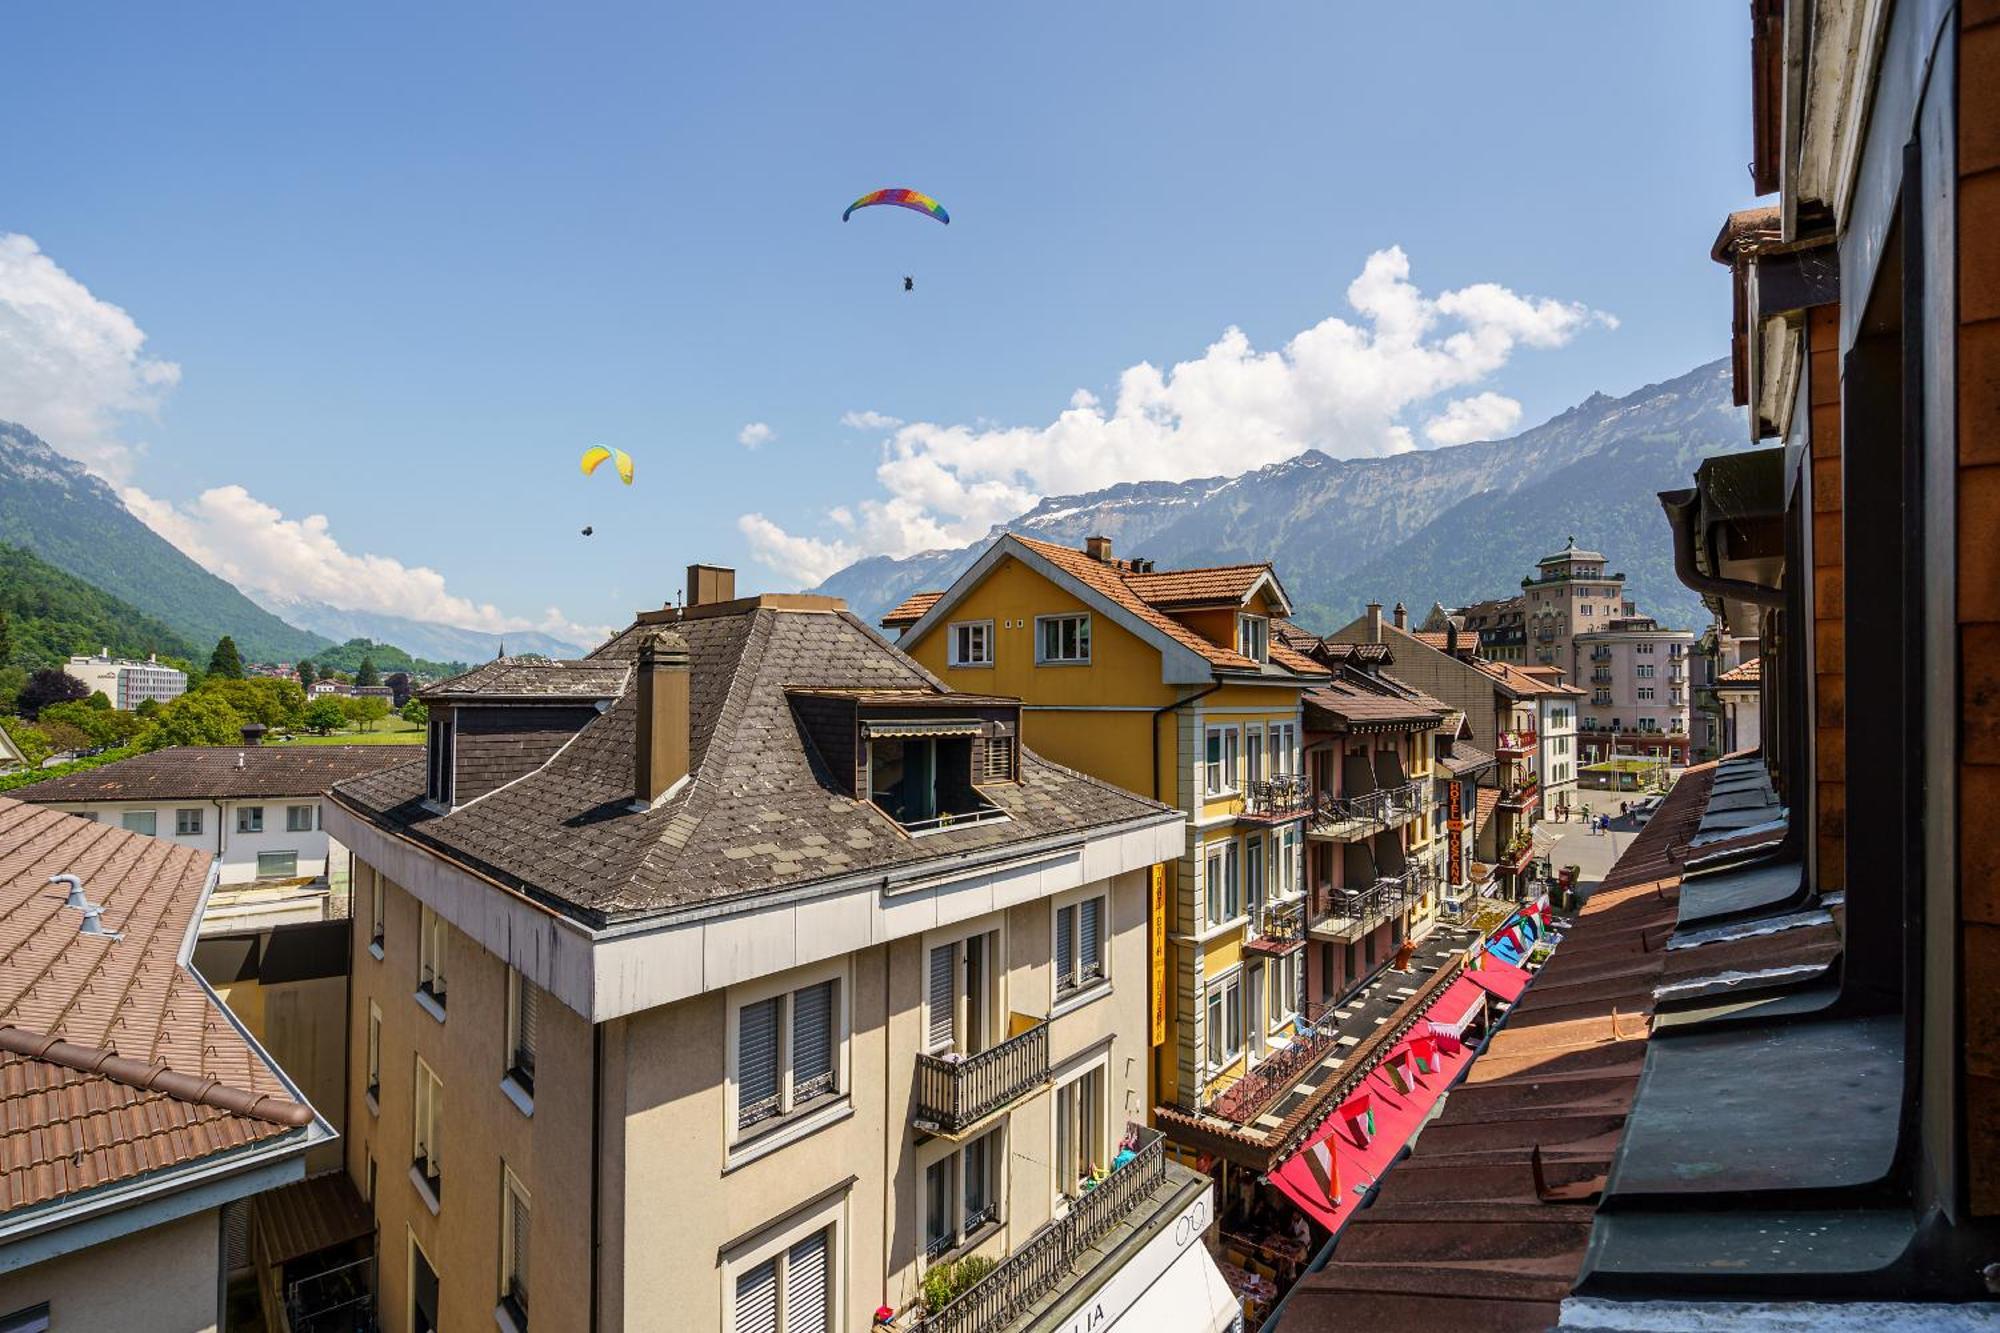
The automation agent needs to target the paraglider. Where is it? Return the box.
[842,188,949,225]
[580,445,634,484]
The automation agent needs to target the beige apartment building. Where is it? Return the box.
[326,571,1235,1333]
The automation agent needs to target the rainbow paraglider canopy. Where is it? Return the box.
[842,188,950,225]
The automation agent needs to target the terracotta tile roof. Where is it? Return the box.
[12,745,420,804]
[421,658,629,701]
[1012,536,1325,679]
[880,591,943,628]
[1282,764,1725,1332]
[333,604,1177,926]
[1717,657,1762,685]
[0,799,310,1214]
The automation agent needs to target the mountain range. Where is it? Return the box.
[813,359,1748,634]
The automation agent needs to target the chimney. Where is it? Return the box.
[633,627,691,807]
[686,564,736,608]
[1446,620,1460,656]
[1084,535,1113,564]
[1366,601,1383,644]
[1393,601,1407,631]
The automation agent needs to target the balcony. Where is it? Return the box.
[1241,773,1310,822]
[918,1125,1180,1333]
[1307,780,1423,841]
[1494,729,1537,758]
[913,1020,1050,1136]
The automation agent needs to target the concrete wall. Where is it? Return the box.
[0,1207,220,1333]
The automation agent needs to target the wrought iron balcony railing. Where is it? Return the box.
[1242,773,1310,820]
[918,1125,1167,1333]
[913,1020,1051,1136]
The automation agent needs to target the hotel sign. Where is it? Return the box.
[1150,864,1168,1047]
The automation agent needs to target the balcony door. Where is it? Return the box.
[927,930,996,1057]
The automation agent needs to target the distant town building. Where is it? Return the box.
[63,648,187,709]
[1573,614,1696,765]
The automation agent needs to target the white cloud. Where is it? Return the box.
[0,233,181,480]
[841,409,903,431]
[741,247,1612,583]
[124,483,608,645]
[738,421,775,449]
[1423,391,1523,446]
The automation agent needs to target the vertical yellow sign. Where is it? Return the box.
[1149,863,1167,1047]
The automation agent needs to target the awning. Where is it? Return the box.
[861,718,984,740]
[1106,1240,1240,1333]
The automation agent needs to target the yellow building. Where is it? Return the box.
[884,534,1329,1112]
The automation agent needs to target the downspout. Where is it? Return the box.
[1659,488,1786,608]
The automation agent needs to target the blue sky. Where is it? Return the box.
[0,3,1755,643]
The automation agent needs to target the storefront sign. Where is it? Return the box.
[1150,863,1168,1047]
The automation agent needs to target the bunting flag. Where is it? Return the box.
[1339,1091,1376,1145]
[1302,1138,1341,1206]
[1411,1035,1439,1074]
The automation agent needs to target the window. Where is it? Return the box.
[175,807,203,836]
[370,870,386,952]
[419,904,447,1010]
[427,716,455,807]
[1034,613,1091,664]
[1203,839,1240,927]
[1203,726,1239,795]
[286,803,317,833]
[413,1058,443,1200]
[1053,1065,1105,1201]
[501,1168,531,1328]
[731,1224,833,1333]
[926,929,997,1055]
[236,805,264,833]
[367,1003,381,1105]
[948,620,994,667]
[1054,893,1107,998]
[1205,972,1243,1070]
[732,973,843,1140]
[1236,614,1269,663]
[121,810,157,836]
[507,968,539,1094]
[924,1126,1003,1259]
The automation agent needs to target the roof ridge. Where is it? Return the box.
[0,1023,313,1127]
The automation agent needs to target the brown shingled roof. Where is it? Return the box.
[880,591,943,628]
[12,744,420,804]
[0,799,310,1214]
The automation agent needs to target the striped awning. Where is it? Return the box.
[862,719,984,740]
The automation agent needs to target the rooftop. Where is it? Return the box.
[333,600,1177,927]
[0,799,314,1215]
[11,744,421,804]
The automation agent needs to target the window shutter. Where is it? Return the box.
[734,1257,779,1333]
[928,946,957,1051]
[1055,905,1075,985]
[791,981,836,1095]
[1080,897,1102,975]
[737,998,781,1128]
[784,1229,830,1333]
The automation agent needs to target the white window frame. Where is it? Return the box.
[1236,613,1269,663]
[947,619,995,668]
[1203,725,1240,796]
[1034,612,1092,665]
[1050,1057,1109,1206]
[1204,837,1242,929]
[919,1122,1006,1262]
[720,1190,847,1333]
[1204,969,1244,1073]
[417,903,447,1018]
[500,1165,531,1328]
[1051,884,1111,1006]
[725,958,852,1154]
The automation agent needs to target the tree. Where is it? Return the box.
[385,671,412,708]
[17,669,90,720]
[296,659,316,689]
[354,656,380,688]
[139,691,245,750]
[399,698,429,725]
[303,698,348,734]
[208,636,245,680]
[342,696,390,732]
